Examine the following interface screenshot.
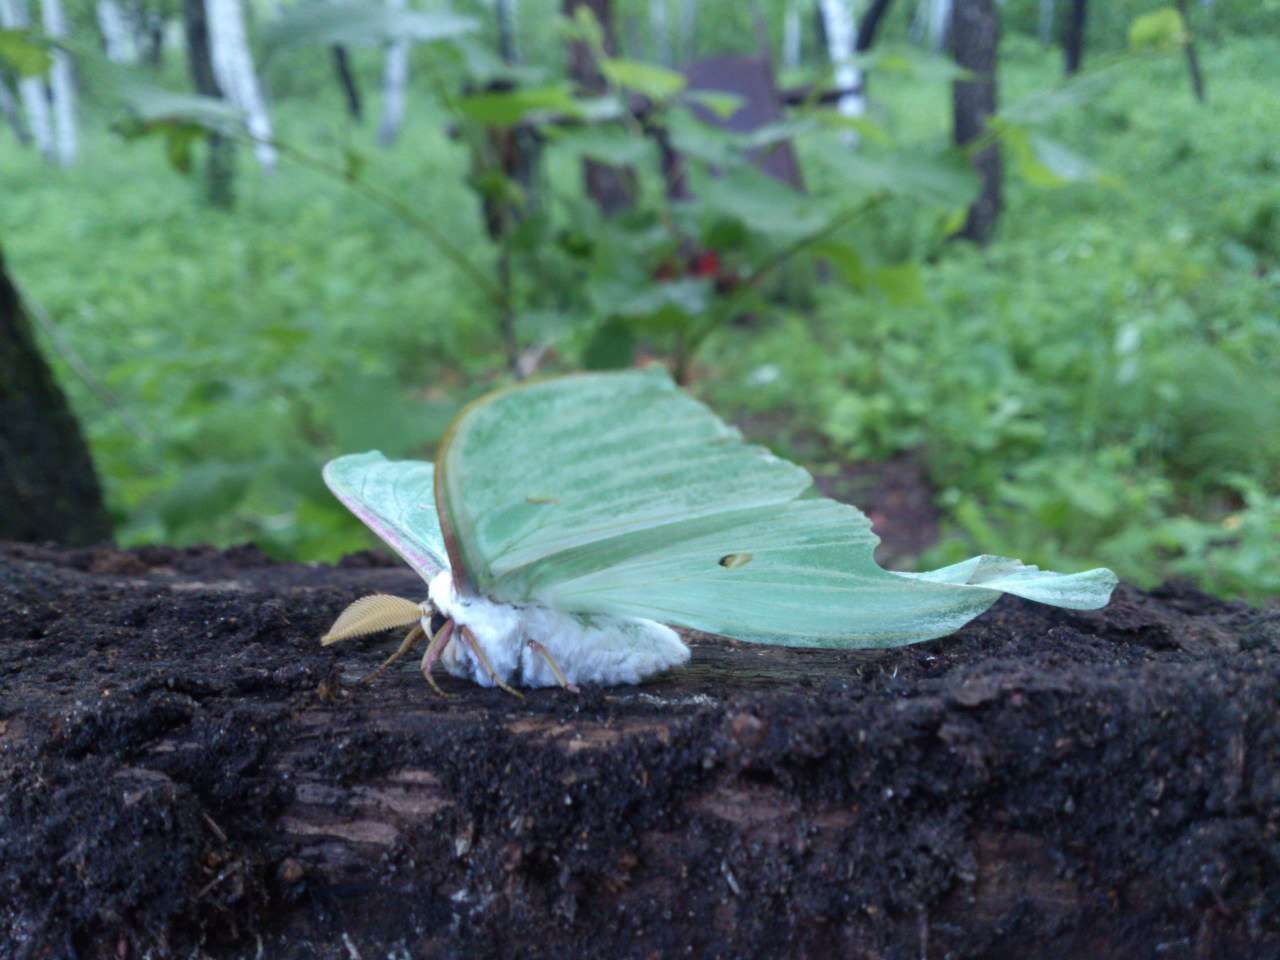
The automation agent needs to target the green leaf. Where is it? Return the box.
[857,46,973,84]
[1129,8,1188,52]
[699,167,828,238]
[116,83,243,134]
[667,108,741,166]
[828,147,978,208]
[993,119,1108,187]
[814,242,922,305]
[455,85,579,126]
[684,89,744,119]
[0,28,50,76]
[600,57,686,100]
[548,124,654,167]
[582,319,636,370]
[162,123,207,173]
[262,2,475,56]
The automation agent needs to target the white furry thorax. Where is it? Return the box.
[426,570,690,688]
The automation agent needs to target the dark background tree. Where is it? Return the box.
[1063,0,1087,75]
[0,246,111,545]
[562,0,635,215]
[1175,0,1207,102]
[951,0,1002,245]
[182,0,234,207]
[855,0,897,52]
[331,45,363,121]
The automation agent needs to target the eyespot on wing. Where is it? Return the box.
[719,553,752,569]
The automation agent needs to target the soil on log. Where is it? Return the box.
[1,541,1277,960]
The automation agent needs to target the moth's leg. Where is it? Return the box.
[527,639,580,693]
[460,626,524,699]
[360,622,426,685]
[419,619,456,699]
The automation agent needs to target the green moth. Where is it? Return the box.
[321,368,1117,693]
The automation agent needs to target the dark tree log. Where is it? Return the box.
[561,0,635,216]
[1,542,1277,958]
[951,0,1002,246]
[330,45,363,121]
[182,0,234,209]
[0,251,111,546]
[1063,0,1087,75]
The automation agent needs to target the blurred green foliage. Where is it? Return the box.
[0,7,1276,603]
[705,35,1280,600]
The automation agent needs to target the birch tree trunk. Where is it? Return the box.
[1038,0,1055,46]
[649,0,670,64]
[495,0,518,65]
[41,0,77,166]
[204,0,276,170]
[0,0,52,160]
[0,73,31,144]
[377,0,409,147]
[926,0,951,51]
[818,0,863,123]
[951,0,1001,245]
[782,1,801,69]
[96,0,138,62]
[678,0,694,63]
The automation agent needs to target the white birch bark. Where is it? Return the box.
[1037,0,1055,45]
[678,0,695,63]
[925,0,952,51]
[96,0,138,62]
[818,0,863,123]
[204,0,276,170]
[41,0,77,166]
[649,0,669,65]
[377,0,408,147]
[0,0,52,160]
[782,1,801,70]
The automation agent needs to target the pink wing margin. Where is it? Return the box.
[323,452,449,583]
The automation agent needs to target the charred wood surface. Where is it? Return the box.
[1,542,1277,958]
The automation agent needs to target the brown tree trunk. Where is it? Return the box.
[1063,0,1087,75]
[1,544,1277,957]
[0,249,111,546]
[951,0,1001,246]
[562,0,636,216]
[183,0,235,208]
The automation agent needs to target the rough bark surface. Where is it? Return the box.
[0,252,111,547]
[1,541,1277,959]
[951,0,1002,246]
